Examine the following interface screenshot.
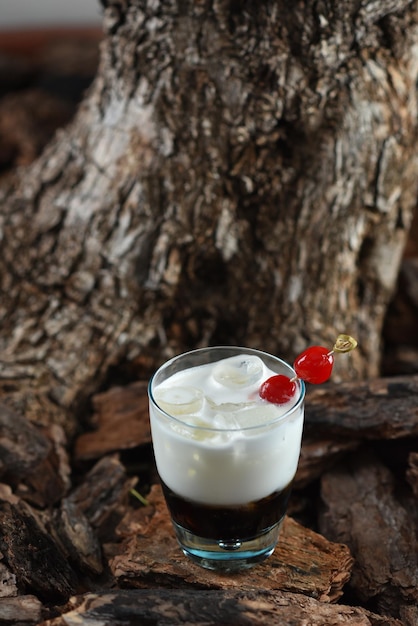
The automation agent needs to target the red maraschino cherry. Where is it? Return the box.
[259,334,357,405]
[259,374,297,404]
[294,345,334,384]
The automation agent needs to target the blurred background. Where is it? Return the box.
[1,0,101,29]
[0,0,102,173]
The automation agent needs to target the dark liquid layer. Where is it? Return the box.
[161,480,292,541]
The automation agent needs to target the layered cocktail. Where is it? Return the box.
[148,346,305,571]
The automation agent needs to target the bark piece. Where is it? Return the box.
[53,499,103,576]
[0,561,17,598]
[319,450,418,618]
[68,455,136,534]
[0,404,70,506]
[41,589,402,626]
[74,382,151,461]
[305,375,418,439]
[0,595,43,625]
[0,495,78,603]
[15,424,71,508]
[109,484,353,603]
[0,403,51,482]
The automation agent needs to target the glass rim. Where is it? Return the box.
[148,345,305,432]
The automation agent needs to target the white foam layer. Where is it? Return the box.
[149,353,304,505]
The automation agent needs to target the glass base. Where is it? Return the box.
[172,519,283,572]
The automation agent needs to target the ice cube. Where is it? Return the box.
[184,415,217,440]
[170,414,221,443]
[154,386,204,416]
[212,355,264,388]
[213,412,242,430]
[205,397,254,412]
[231,403,283,429]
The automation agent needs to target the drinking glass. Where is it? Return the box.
[148,346,305,572]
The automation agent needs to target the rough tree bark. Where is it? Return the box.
[1,0,418,433]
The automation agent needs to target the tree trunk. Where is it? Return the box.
[1,0,418,433]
